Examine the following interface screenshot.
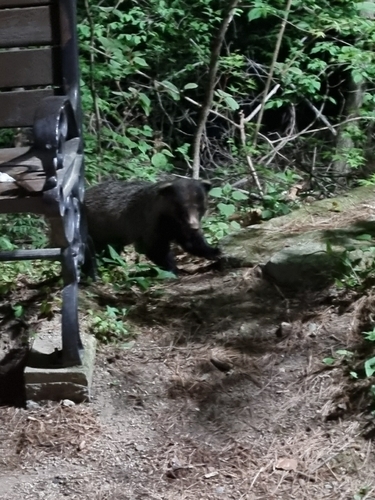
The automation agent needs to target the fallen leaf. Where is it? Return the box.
[275,457,298,471]
[78,440,86,451]
[204,471,219,479]
[210,357,233,373]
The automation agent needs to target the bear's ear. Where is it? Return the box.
[200,180,212,193]
[158,182,175,197]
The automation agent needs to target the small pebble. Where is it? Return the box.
[61,399,75,407]
[26,400,41,410]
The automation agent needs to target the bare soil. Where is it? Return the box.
[1,264,375,500]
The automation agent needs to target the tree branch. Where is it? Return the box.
[252,0,293,147]
[239,111,264,196]
[84,0,102,155]
[191,0,240,179]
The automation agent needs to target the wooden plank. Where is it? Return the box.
[0,89,54,127]
[0,6,55,49]
[0,147,31,163]
[14,176,45,193]
[0,48,60,89]
[0,147,45,193]
[0,144,47,196]
[0,177,45,195]
[0,1,52,7]
[0,147,44,181]
[0,196,46,214]
[0,182,20,197]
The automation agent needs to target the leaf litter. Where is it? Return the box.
[0,265,375,499]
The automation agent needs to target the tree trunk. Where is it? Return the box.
[332,77,366,188]
[332,3,374,188]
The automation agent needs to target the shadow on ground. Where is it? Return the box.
[1,265,375,500]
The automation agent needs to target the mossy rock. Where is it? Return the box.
[220,185,375,289]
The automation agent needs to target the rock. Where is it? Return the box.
[26,400,41,410]
[220,185,375,290]
[210,357,233,373]
[262,242,344,289]
[276,322,293,337]
[61,399,75,407]
[24,332,96,403]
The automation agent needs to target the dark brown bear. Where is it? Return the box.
[84,178,221,273]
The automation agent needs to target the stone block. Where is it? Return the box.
[24,330,96,403]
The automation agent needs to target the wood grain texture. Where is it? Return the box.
[0,48,61,88]
[0,1,52,6]
[0,89,55,128]
[0,6,55,48]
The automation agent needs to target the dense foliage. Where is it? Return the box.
[1,0,375,256]
[77,0,375,207]
[2,0,375,275]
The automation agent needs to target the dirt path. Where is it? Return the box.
[0,267,374,500]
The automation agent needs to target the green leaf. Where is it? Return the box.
[161,148,174,157]
[161,80,180,96]
[151,152,168,168]
[364,329,375,341]
[111,90,128,97]
[261,209,273,220]
[138,93,151,116]
[248,7,265,21]
[230,221,241,230]
[133,56,148,67]
[356,234,372,241]
[264,99,284,109]
[232,190,248,201]
[218,203,236,217]
[224,95,239,110]
[183,83,198,90]
[216,89,239,110]
[336,349,353,357]
[209,187,223,198]
[352,71,364,85]
[12,305,24,318]
[108,245,122,261]
[364,357,375,377]
[356,2,375,12]
[0,237,15,250]
[322,357,335,365]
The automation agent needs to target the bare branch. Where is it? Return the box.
[84,0,102,155]
[183,96,238,128]
[244,84,280,123]
[191,0,241,179]
[252,0,293,147]
[258,116,372,169]
[239,111,264,197]
[303,99,337,136]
